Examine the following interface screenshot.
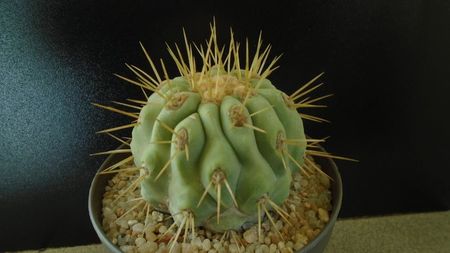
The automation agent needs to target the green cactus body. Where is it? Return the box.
[130,68,306,231]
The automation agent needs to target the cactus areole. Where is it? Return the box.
[96,23,336,233]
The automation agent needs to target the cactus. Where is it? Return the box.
[93,22,350,238]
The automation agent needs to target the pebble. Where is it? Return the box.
[247,243,256,252]
[318,208,330,222]
[135,237,146,247]
[275,220,283,230]
[104,207,114,216]
[145,231,157,242]
[281,248,292,253]
[144,224,156,233]
[138,241,157,252]
[158,225,167,234]
[152,211,164,222]
[244,229,258,243]
[294,233,307,245]
[120,245,137,253]
[319,175,330,188]
[192,237,202,248]
[293,242,304,251]
[118,235,127,246]
[269,244,277,253]
[128,219,138,226]
[229,243,239,253]
[264,236,271,245]
[212,242,221,250]
[257,244,270,253]
[202,238,212,250]
[171,242,181,253]
[300,178,308,187]
[306,229,315,240]
[156,243,167,253]
[269,233,280,244]
[116,219,129,229]
[132,223,145,234]
[286,241,294,249]
[181,243,194,253]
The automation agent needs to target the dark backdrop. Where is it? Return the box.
[1,0,449,251]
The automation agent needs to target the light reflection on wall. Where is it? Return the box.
[0,4,106,199]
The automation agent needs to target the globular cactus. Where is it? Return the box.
[131,69,306,232]
[93,23,340,237]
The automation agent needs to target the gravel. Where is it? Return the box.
[101,156,332,253]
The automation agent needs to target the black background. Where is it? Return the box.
[1,0,449,251]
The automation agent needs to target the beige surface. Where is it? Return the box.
[325,211,450,253]
[14,211,450,253]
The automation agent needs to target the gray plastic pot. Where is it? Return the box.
[89,145,342,253]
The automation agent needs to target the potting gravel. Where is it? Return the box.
[101,157,332,253]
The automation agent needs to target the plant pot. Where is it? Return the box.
[89,145,342,253]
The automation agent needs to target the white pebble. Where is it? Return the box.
[132,223,145,234]
[135,237,146,247]
[128,219,138,226]
[202,238,212,250]
[243,229,258,243]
